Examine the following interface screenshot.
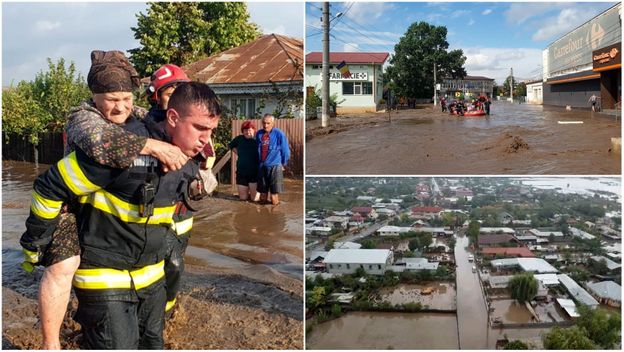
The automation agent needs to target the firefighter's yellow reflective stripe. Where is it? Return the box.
[23,249,39,263]
[73,261,164,290]
[78,190,176,224]
[129,260,165,290]
[30,191,62,219]
[172,217,193,236]
[57,152,100,196]
[165,298,177,312]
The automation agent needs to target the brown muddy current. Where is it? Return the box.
[2,160,303,349]
[306,102,620,174]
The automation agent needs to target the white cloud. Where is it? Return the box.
[343,43,359,52]
[248,2,303,38]
[482,9,493,16]
[451,10,470,19]
[459,46,544,84]
[504,3,561,25]
[467,19,475,26]
[532,8,595,42]
[346,2,394,26]
[34,20,61,34]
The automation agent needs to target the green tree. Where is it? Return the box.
[307,286,327,311]
[386,22,466,99]
[543,326,598,349]
[2,58,90,145]
[129,2,260,76]
[508,273,538,303]
[576,305,621,349]
[467,220,480,244]
[503,340,528,349]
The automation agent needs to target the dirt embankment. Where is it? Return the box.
[2,254,303,350]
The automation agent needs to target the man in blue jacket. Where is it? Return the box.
[256,114,290,205]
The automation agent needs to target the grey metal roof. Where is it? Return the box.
[586,281,621,302]
[590,256,622,271]
[557,274,599,307]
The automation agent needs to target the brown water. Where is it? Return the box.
[490,299,533,323]
[1,160,303,284]
[306,102,620,174]
[379,282,456,309]
[306,311,459,349]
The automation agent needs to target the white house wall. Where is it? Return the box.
[326,262,388,275]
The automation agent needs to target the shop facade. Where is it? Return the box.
[542,3,621,109]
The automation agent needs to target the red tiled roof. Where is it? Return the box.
[411,206,444,213]
[352,207,373,214]
[481,247,535,257]
[478,234,516,245]
[350,214,365,221]
[305,52,389,65]
[183,34,303,84]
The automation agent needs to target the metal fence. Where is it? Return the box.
[230,118,303,185]
[2,133,64,164]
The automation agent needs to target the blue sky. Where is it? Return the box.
[306,2,617,83]
[2,2,304,86]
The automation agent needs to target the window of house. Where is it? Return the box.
[338,264,342,269]
[329,264,333,269]
[378,265,382,270]
[231,98,256,118]
[369,265,373,270]
[342,82,372,95]
[312,65,320,69]
[346,264,351,269]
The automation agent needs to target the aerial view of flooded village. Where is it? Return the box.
[305,177,621,349]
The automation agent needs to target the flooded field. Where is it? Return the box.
[379,282,456,309]
[306,311,459,349]
[2,160,303,349]
[306,102,620,174]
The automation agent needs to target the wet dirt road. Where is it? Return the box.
[454,234,489,349]
[1,160,303,349]
[306,102,620,174]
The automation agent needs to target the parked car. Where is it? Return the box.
[472,265,477,273]
[468,254,474,262]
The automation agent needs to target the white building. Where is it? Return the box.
[525,80,543,104]
[569,227,596,240]
[377,226,412,237]
[306,226,332,236]
[479,227,516,235]
[305,52,389,113]
[324,216,350,229]
[324,249,394,275]
[490,258,559,274]
[393,258,439,271]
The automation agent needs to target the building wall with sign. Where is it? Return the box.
[542,3,621,109]
[305,63,384,113]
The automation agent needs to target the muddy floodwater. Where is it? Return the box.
[306,311,459,349]
[306,102,620,174]
[379,282,456,309]
[490,300,533,323]
[2,160,303,349]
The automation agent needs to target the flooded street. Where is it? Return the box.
[306,102,620,174]
[455,234,489,349]
[306,311,459,349]
[2,160,303,349]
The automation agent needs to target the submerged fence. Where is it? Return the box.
[2,133,64,164]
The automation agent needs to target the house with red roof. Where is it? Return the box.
[411,206,444,220]
[351,206,378,219]
[305,52,389,113]
[477,234,520,248]
[481,247,535,258]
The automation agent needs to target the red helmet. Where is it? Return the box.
[147,64,190,103]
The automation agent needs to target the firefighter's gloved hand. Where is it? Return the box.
[198,168,218,195]
[21,248,42,272]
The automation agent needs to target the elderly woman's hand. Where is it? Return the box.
[144,138,189,172]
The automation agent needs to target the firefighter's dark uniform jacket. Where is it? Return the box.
[21,117,198,296]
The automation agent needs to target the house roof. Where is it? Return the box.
[378,226,412,233]
[490,258,559,273]
[534,273,560,286]
[556,298,580,318]
[325,215,350,222]
[569,227,596,240]
[352,206,373,214]
[480,227,516,234]
[463,75,495,81]
[481,247,535,257]
[183,34,303,85]
[586,281,621,302]
[305,52,389,65]
[411,206,444,213]
[398,258,439,270]
[334,241,362,250]
[478,234,516,245]
[557,274,599,307]
[590,256,622,271]
[324,249,392,264]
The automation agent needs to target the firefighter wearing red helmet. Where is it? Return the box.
[147,64,190,109]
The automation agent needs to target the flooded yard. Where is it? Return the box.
[490,299,534,324]
[306,102,620,175]
[306,311,459,349]
[379,282,456,310]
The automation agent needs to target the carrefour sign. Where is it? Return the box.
[547,5,620,75]
[322,71,369,81]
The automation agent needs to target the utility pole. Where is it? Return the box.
[510,67,514,103]
[321,2,330,128]
[433,62,437,106]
